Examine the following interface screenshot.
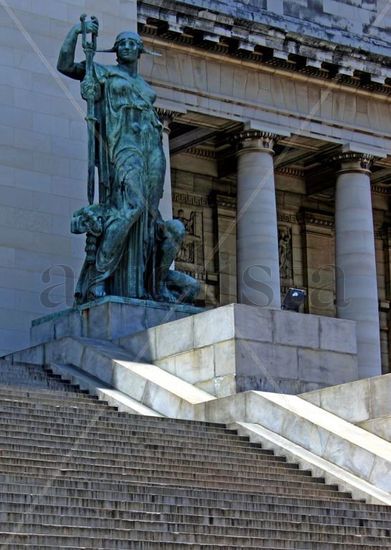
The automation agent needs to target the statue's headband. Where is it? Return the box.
[97,31,160,56]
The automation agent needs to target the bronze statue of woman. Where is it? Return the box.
[57,18,199,305]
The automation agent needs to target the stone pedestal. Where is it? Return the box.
[335,153,381,379]
[30,296,203,346]
[118,304,358,397]
[236,131,281,309]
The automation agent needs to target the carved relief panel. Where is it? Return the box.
[278,224,293,285]
[173,199,205,277]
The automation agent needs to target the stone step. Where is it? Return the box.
[0,378,82,399]
[0,532,384,550]
[0,486,356,507]
[1,509,390,537]
[0,448,324,477]
[0,408,238,436]
[0,378,80,396]
[1,501,390,529]
[0,515,390,545]
[0,363,82,393]
[0,412,249,436]
[0,461,334,492]
[0,473,358,504]
[0,447,315,476]
[0,431,283,458]
[0,439,299,467]
[1,488,386,525]
[0,429,279,456]
[0,389,109,409]
[0,435,284,464]
[0,469,348,499]
[2,483,385,522]
[0,544,271,550]
[1,525,390,547]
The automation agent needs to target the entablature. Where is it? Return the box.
[139,0,391,92]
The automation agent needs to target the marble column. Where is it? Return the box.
[335,152,381,378]
[236,131,281,308]
[157,109,174,220]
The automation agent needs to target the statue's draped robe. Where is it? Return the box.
[75,63,166,301]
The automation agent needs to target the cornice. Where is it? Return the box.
[138,3,391,95]
[300,210,335,228]
[214,194,236,209]
[184,147,217,159]
[371,184,391,195]
[276,166,305,178]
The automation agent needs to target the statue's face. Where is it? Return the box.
[117,38,140,62]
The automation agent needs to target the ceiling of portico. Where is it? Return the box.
[169,114,391,196]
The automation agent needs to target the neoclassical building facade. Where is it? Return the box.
[0,0,391,380]
[138,0,391,378]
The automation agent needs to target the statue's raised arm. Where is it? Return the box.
[57,18,99,80]
[57,17,200,306]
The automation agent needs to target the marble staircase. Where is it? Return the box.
[0,362,391,548]
[2,333,391,506]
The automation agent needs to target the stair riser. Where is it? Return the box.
[1,527,389,545]
[1,504,389,528]
[1,511,389,537]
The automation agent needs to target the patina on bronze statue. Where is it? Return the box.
[57,16,200,305]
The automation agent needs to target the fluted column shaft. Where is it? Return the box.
[236,131,281,308]
[335,153,381,378]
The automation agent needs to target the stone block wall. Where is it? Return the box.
[0,0,137,355]
[118,304,359,396]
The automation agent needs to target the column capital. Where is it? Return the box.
[234,130,279,155]
[332,152,374,175]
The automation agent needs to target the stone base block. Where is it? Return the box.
[30,296,203,345]
[119,303,358,397]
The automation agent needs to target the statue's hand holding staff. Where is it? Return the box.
[78,15,99,40]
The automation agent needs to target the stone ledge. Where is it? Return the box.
[231,422,391,506]
[30,296,203,345]
[302,374,391,425]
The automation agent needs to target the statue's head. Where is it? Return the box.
[98,31,144,61]
[99,31,159,60]
[113,31,144,58]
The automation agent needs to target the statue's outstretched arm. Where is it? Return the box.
[57,23,89,81]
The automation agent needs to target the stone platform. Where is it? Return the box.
[117,303,358,396]
[31,300,358,396]
[31,296,203,345]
